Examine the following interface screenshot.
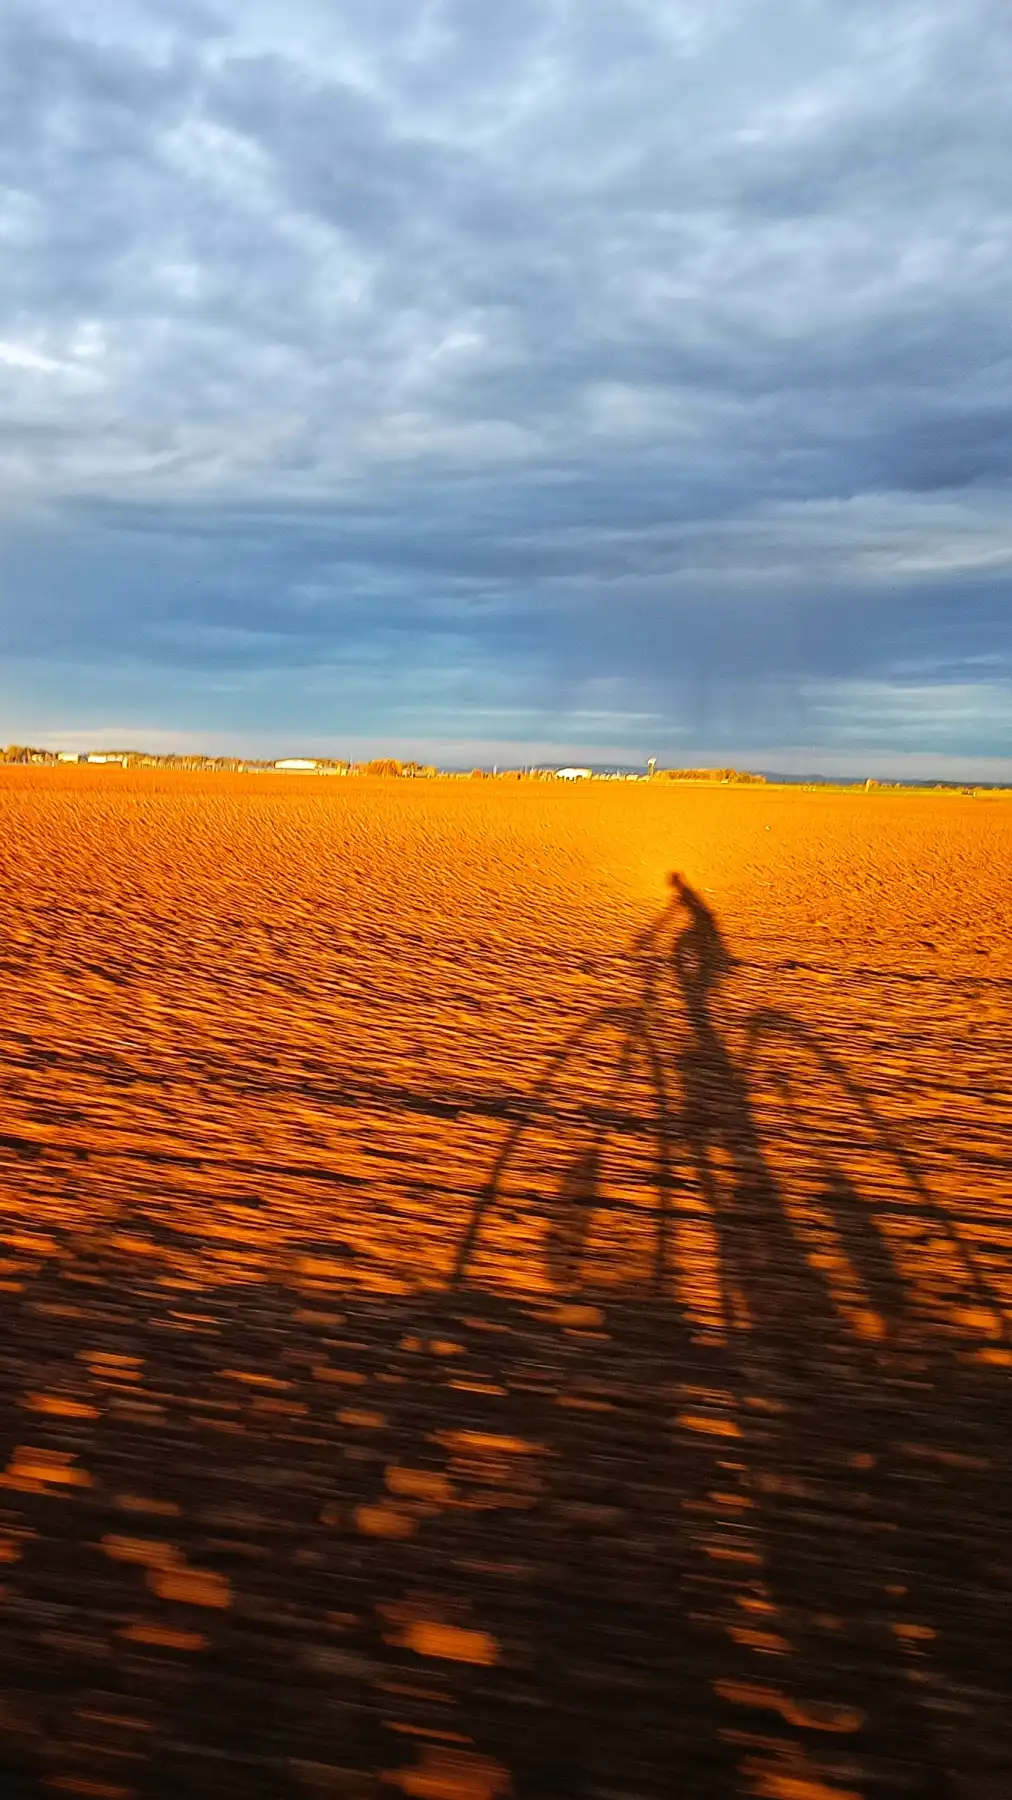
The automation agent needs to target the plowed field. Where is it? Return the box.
[0,768,1009,1799]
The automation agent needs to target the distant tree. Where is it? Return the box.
[3,745,55,764]
[654,766,766,785]
[364,758,403,777]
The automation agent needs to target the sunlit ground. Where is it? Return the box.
[0,769,1009,1798]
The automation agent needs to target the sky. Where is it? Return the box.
[1,0,1010,776]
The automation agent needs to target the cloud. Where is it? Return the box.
[0,0,1010,766]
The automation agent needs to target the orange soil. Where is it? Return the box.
[0,767,1009,1333]
[1,767,1010,1795]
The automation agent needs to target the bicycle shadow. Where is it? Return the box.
[439,872,1010,1799]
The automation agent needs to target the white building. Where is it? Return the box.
[556,766,593,780]
[274,758,318,771]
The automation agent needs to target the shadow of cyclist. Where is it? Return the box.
[665,871,837,1375]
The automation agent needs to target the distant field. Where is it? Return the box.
[0,767,1010,1796]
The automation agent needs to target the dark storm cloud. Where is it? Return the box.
[0,0,1010,763]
